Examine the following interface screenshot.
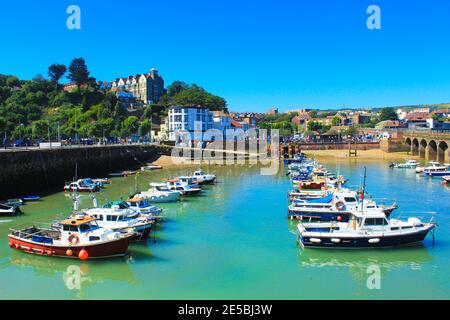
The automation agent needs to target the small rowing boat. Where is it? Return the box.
[141,165,163,171]
[21,196,41,202]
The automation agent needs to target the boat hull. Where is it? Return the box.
[299,227,434,249]
[196,178,216,185]
[130,223,153,242]
[288,208,393,221]
[289,211,351,222]
[425,172,450,177]
[180,189,202,196]
[148,195,180,203]
[8,236,131,259]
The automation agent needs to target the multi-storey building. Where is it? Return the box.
[168,106,214,141]
[111,68,165,104]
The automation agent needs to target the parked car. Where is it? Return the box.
[13,139,29,147]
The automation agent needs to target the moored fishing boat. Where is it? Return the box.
[127,198,163,221]
[166,179,202,196]
[416,161,442,174]
[389,160,418,169]
[191,170,216,185]
[8,216,133,259]
[288,188,397,221]
[296,210,436,249]
[442,176,450,184]
[132,183,181,203]
[64,179,100,193]
[0,202,21,216]
[82,202,155,242]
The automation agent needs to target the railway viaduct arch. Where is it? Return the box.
[404,131,450,163]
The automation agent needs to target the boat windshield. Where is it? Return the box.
[79,222,100,233]
[363,218,388,226]
[104,202,129,209]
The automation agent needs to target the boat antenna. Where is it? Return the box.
[73,163,79,212]
[361,167,367,214]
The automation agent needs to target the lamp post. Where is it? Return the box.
[48,120,51,149]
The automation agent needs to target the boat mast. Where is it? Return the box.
[73,164,79,212]
[361,167,367,214]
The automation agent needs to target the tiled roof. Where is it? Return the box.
[405,112,431,121]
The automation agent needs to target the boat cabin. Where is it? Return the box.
[177,176,197,186]
[103,201,130,210]
[345,211,390,231]
[128,198,152,209]
[59,216,101,242]
[167,180,186,191]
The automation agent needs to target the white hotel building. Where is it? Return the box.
[168,106,214,142]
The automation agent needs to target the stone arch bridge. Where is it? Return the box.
[404,131,450,163]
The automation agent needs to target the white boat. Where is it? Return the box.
[191,170,216,185]
[0,203,20,216]
[288,189,397,221]
[390,160,418,169]
[416,161,443,174]
[64,179,101,193]
[127,198,163,220]
[422,162,450,177]
[442,176,450,184]
[297,210,436,249]
[141,165,163,171]
[133,184,181,203]
[166,179,202,196]
[82,201,154,242]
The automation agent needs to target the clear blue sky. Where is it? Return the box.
[1,0,450,112]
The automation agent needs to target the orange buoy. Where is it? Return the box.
[66,249,74,257]
[78,249,89,261]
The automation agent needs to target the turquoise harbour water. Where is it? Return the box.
[0,160,449,300]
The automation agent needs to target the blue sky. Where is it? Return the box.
[1,0,450,112]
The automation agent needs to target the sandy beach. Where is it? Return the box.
[152,149,418,168]
[302,149,418,161]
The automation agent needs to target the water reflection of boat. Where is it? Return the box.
[8,251,138,297]
[296,245,433,270]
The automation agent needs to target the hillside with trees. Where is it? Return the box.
[0,58,227,144]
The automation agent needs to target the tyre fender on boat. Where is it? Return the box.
[335,201,345,211]
[68,234,80,246]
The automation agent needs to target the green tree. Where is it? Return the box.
[121,116,139,137]
[32,120,50,139]
[379,107,398,121]
[139,119,151,137]
[167,81,189,97]
[344,126,358,137]
[68,58,90,90]
[332,116,341,126]
[48,64,67,89]
[6,76,20,88]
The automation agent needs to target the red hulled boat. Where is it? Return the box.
[8,216,134,260]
